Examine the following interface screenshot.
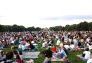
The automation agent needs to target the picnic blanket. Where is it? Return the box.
[22,51,40,59]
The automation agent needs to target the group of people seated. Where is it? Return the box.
[41,45,71,63]
[0,31,92,63]
[0,50,24,63]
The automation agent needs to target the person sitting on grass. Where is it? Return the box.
[87,58,92,63]
[81,48,91,61]
[29,42,35,51]
[87,43,92,50]
[0,41,4,49]
[0,51,6,62]
[57,46,67,59]
[51,45,57,53]
[5,51,14,63]
[18,41,26,51]
[42,48,52,63]
[42,40,48,48]
[69,42,75,51]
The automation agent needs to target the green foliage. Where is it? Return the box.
[0,24,41,32]
[50,26,64,31]
[0,21,92,32]
[49,21,92,31]
[76,21,89,31]
[88,22,92,31]
[27,27,41,31]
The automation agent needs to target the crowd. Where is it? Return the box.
[0,31,92,63]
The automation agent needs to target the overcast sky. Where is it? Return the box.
[0,0,92,28]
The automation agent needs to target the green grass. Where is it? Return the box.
[68,51,86,63]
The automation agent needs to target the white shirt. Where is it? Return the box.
[11,40,14,44]
[89,45,92,50]
[87,59,92,63]
[73,39,78,47]
[42,42,47,47]
[59,43,63,48]
[70,44,74,49]
[83,51,91,60]
[86,38,90,43]
[31,41,35,44]
[18,44,26,50]
[69,39,72,43]
[64,45,70,50]
[56,39,60,45]
[87,43,92,50]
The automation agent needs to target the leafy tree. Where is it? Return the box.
[76,21,89,31]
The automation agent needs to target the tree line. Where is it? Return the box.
[50,21,92,31]
[0,24,41,32]
[0,21,92,32]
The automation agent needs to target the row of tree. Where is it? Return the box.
[50,21,92,31]
[0,21,92,32]
[0,24,41,32]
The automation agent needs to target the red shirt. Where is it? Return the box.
[51,47,57,53]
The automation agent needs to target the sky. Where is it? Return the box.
[0,0,92,28]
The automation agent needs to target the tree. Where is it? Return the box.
[0,21,92,32]
[88,22,92,31]
[77,21,89,31]
[50,26,63,31]
[64,25,70,31]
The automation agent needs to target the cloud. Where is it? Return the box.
[42,15,92,20]
[42,17,62,20]
[62,15,92,20]
[0,16,5,17]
